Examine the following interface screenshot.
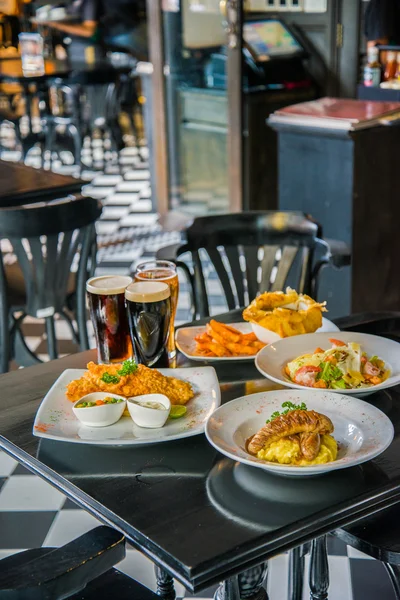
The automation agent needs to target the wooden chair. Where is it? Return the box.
[156,211,341,320]
[0,525,158,600]
[0,194,102,371]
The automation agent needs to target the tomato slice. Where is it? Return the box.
[329,338,346,347]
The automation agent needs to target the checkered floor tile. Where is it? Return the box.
[0,138,395,599]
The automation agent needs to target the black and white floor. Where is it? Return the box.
[0,140,396,600]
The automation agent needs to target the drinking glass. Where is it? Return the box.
[134,260,178,359]
[125,281,171,367]
[86,275,133,364]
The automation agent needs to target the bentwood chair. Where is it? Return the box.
[0,194,102,372]
[0,525,158,600]
[156,211,344,320]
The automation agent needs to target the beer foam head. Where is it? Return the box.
[86,275,133,295]
[125,281,170,303]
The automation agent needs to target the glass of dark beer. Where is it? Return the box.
[134,260,179,359]
[86,275,133,364]
[125,281,171,367]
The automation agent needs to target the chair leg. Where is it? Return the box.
[45,316,58,360]
[288,546,305,600]
[44,122,56,170]
[60,309,80,345]
[309,536,329,600]
[68,123,82,171]
[384,563,400,600]
[76,288,89,351]
[13,325,42,367]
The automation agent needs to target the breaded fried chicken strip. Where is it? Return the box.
[248,410,333,455]
[66,362,194,405]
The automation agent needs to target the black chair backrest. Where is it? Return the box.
[178,211,328,318]
[0,194,102,317]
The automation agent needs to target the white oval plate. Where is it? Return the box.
[176,318,338,362]
[255,331,400,398]
[33,367,220,445]
[205,389,394,476]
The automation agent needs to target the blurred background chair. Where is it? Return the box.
[156,211,348,320]
[0,525,158,600]
[0,194,102,372]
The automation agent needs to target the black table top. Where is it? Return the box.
[0,160,84,207]
[1,312,400,592]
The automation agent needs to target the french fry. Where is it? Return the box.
[209,320,242,343]
[195,332,212,343]
[242,332,258,342]
[249,341,264,350]
[206,340,233,357]
[225,342,259,356]
[194,320,264,357]
[206,324,230,348]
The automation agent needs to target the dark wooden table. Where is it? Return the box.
[0,160,84,207]
[1,311,400,596]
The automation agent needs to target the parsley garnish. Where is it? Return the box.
[266,401,307,424]
[117,359,138,376]
[100,373,120,384]
[100,360,138,385]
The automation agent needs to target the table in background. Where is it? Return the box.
[0,160,84,207]
[0,312,400,595]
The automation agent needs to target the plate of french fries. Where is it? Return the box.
[176,320,266,361]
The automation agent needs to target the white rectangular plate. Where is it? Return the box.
[176,322,257,362]
[33,367,220,446]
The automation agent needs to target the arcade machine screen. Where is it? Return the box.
[243,19,304,62]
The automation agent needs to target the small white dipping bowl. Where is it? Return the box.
[127,394,171,428]
[72,393,126,428]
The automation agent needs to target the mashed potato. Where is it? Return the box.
[257,434,337,466]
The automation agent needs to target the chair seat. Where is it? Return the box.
[336,503,400,563]
[0,547,158,600]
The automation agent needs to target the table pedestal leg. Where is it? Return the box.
[215,563,269,600]
[154,565,176,600]
[384,563,400,600]
[288,546,305,600]
[309,536,329,600]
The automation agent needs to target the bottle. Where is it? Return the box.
[364,47,382,87]
[384,51,397,81]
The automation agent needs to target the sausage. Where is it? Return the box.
[248,410,333,455]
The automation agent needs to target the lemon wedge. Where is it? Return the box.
[169,406,187,419]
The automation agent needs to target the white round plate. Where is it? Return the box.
[205,389,394,476]
[255,332,400,398]
[251,316,339,345]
